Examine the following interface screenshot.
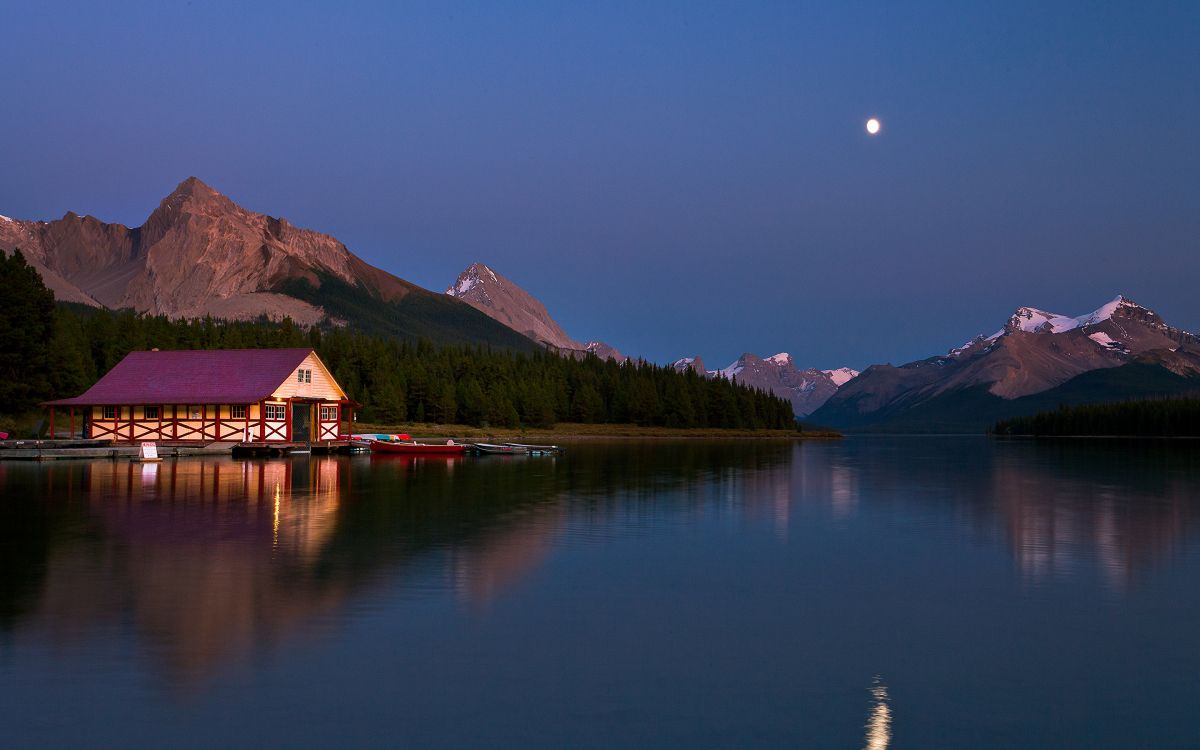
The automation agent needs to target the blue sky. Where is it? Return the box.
[2,1,1197,369]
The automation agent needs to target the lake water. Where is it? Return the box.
[2,438,1199,748]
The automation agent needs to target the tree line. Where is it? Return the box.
[1,250,796,430]
[993,398,1200,437]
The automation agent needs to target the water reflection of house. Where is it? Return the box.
[29,458,351,688]
[42,348,356,443]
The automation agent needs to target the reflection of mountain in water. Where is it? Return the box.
[795,438,1200,591]
[0,443,796,688]
[990,441,1200,590]
[3,439,1199,690]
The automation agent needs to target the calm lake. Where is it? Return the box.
[2,438,1199,748]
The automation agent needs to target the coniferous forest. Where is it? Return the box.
[993,398,1200,437]
[0,251,796,430]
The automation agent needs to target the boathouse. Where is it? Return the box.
[42,348,357,443]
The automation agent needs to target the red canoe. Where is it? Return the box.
[369,440,467,456]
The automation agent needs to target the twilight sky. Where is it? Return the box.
[2,1,1197,370]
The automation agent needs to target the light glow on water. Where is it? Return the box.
[865,677,892,750]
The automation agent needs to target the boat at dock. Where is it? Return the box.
[471,443,527,455]
[369,440,467,456]
[503,442,563,454]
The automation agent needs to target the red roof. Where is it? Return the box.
[43,348,319,406]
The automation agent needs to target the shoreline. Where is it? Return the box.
[355,422,841,441]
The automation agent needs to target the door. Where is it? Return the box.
[291,402,313,442]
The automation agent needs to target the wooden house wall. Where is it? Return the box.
[271,352,346,401]
[85,400,343,443]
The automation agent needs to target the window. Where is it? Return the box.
[265,404,286,421]
[297,368,312,384]
[143,406,159,420]
[231,405,246,419]
[320,406,338,421]
[102,406,116,420]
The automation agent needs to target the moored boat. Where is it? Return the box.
[370,440,467,456]
[503,442,563,454]
[471,443,527,455]
[354,433,411,442]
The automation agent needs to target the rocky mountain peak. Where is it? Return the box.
[445,262,624,360]
[671,356,706,375]
[1002,295,1166,336]
[0,177,407,322]
[447,262,501,300]
[150,176,237,220]
[822,367,860,386]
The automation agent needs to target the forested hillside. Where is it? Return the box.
[1,251,795,430]
[993,398,1200,437]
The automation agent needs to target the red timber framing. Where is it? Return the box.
[339,400,356,440]
[66,403,276,443]
[318,402,340,441]
[261,401,287,441]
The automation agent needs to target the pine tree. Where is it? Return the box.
[0,250,56,409]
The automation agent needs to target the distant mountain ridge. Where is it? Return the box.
[0,178,537,350]
[810,295,1200,431]
[670,351,859,417]
[446,262,626,360]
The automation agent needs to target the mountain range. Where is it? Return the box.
[4,178,1197,431]
[670,353,859,417]
[809,296,1200,431]
[0,177,536,350]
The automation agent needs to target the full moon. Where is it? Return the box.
[866,117,881,135]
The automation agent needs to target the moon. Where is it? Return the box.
[866,117,881,135]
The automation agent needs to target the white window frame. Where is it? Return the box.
[231,405,247,419]
[265,404,286,421]
[102,405,116,420]
[143,405,159,420]
[297,368,312,384]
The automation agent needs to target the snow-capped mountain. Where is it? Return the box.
[823,367,859,387]
[699,351,859,417]
[447,263,625,360]
[671,356,707,375]
[811,295,1200,431]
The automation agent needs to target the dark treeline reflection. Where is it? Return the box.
[3,438,1200,691]
[0,442,794,686]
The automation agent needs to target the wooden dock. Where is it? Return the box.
[0,439,360,461]
[231,441,359,457]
